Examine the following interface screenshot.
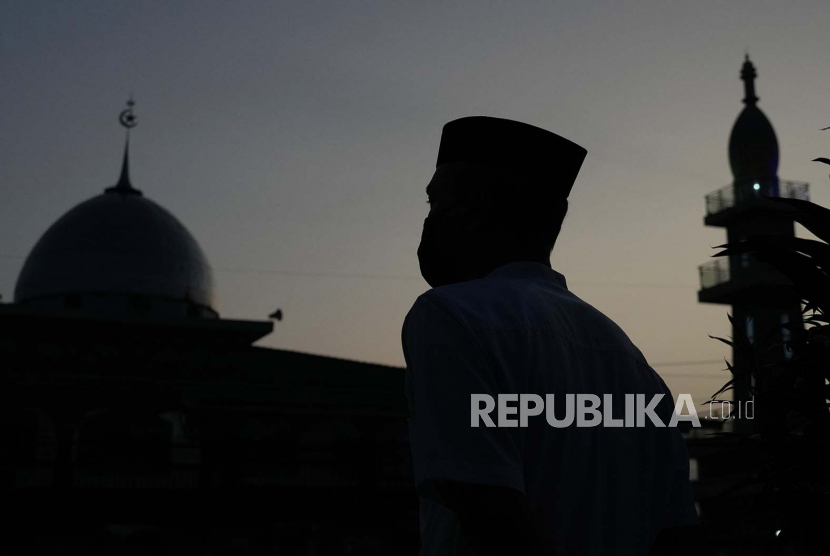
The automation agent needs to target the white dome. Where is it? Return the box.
[14,186,215,316]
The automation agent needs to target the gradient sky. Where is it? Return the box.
[2,1,830,412]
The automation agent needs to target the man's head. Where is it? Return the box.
[418,117,586,288]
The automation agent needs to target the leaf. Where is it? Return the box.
[759,197,830,244]
[709,333,734,348]
[710,379,736,400]
[715,240,830,312]
[813,157,830,166]
[750,248,830,313]
[713,235,823,253]
[727,312,755,354]
[717,237,830,285]
[719,475,764,497]
[802,301,819,316]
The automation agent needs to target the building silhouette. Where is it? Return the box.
[0,114,417,555]
[686,56,814,553]
[697,55,808,403]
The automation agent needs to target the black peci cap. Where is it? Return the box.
[436,116,587,199]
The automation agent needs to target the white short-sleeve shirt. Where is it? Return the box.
[402,261,698,556]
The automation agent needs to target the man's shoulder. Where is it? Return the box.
[402,285,475,337]
[405,272,650,360]
[407,274,527,326]
[408,262,568,319]
[420,276,500,307]
[400,286,491,370]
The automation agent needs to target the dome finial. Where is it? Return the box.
[108,97,142,195]
[741,54,759,106]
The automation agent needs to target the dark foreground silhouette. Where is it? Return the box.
[403,116,701,555]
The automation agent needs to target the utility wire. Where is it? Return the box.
[650,358,725,368]
[0,253,698,288]
[212,266,698,288]
[0,252,731,373]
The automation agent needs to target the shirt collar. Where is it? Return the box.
[485,260,568,289]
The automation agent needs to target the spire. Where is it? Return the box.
[106,96,142,195]
[116,135,133,190]
[741,54,759,106]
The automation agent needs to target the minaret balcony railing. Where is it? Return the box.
[699,259,730,290]
[704,179,809,216]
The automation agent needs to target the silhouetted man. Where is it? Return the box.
[402,117,699,555]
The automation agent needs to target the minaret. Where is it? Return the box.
[698,56,807,405]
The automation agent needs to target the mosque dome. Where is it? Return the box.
[728,55,779,180]
[14,133,216,319]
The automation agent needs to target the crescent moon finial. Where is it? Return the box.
[106,95,142,195]
[119,95,137,129]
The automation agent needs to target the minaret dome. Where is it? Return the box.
[727,55,779,181]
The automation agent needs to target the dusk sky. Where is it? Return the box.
[2,1,829,411]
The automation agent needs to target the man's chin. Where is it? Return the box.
[418,263,452,288]
[420,270,450,288]
[418,249,449,288]
[419,264,475,288]
[418,248,478,288]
